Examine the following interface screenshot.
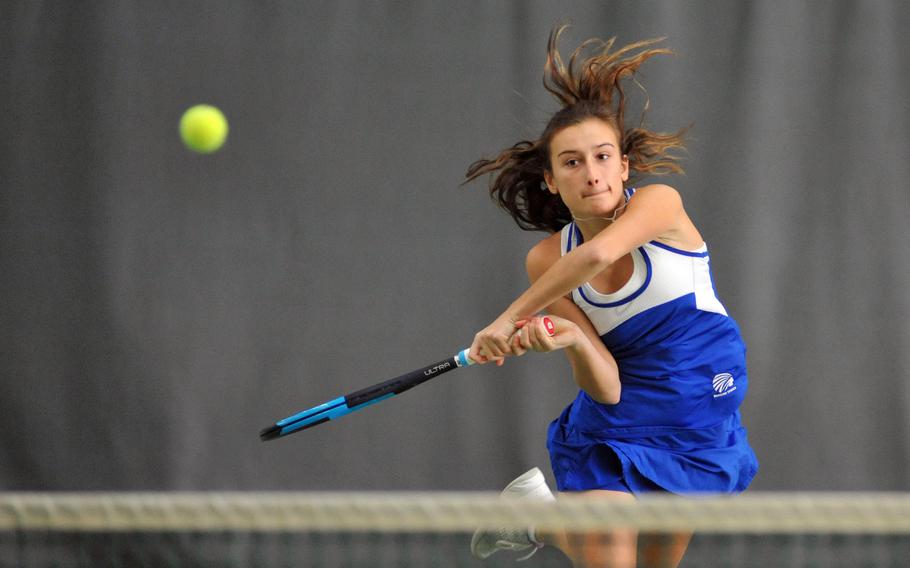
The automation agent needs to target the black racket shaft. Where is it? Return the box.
[260,348,474,440]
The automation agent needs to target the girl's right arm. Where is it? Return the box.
[518,235,621,404]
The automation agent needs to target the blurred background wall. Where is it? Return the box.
[2,0,908,491]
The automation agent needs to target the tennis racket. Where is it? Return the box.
[260,317,555,441]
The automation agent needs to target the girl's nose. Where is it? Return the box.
[586,163,602,186]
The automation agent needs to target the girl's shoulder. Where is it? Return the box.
[628,183,681,202]
[631,184,704,249]
[525,230,563,281]
[623,183,686,228]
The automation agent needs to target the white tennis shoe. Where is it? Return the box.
[470,467,556,561]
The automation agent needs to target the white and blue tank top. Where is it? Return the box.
[559,187,748,435]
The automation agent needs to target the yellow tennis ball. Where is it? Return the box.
[179,105,228,153]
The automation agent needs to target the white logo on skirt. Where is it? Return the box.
[712,373,737,398]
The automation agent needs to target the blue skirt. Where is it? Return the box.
[547,406,758,495]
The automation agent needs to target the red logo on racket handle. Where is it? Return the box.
[543,317,556,337]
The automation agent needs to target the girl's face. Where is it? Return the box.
[543,118,629,218]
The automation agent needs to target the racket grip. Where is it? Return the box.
[455,348,475,367]
[457,318,552,367]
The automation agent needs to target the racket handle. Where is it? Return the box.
[455,348,475,367]
[456,317,553,367]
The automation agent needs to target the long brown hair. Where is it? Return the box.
[465,26,688,233]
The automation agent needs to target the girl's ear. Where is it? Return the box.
[543,171,558,194]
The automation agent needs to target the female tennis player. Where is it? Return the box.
[466,27,758,567]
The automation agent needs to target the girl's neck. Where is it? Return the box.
[571,201,628,242]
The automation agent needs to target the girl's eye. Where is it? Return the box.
[565,159,579,167]
[598,153,611,161]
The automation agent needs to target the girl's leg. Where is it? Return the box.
[538,489,638,568]
[638,531,692,568]
[538,490,691,568]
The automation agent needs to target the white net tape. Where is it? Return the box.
[2,493,910,534]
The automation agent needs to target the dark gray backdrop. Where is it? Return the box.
[2,1,908,491]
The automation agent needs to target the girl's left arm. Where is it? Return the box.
[470,184,685,361]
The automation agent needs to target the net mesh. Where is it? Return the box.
[2,492,909,567]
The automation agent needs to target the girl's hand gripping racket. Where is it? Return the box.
[260,317,555,441]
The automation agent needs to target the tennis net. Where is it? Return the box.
[2,492,909,567]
